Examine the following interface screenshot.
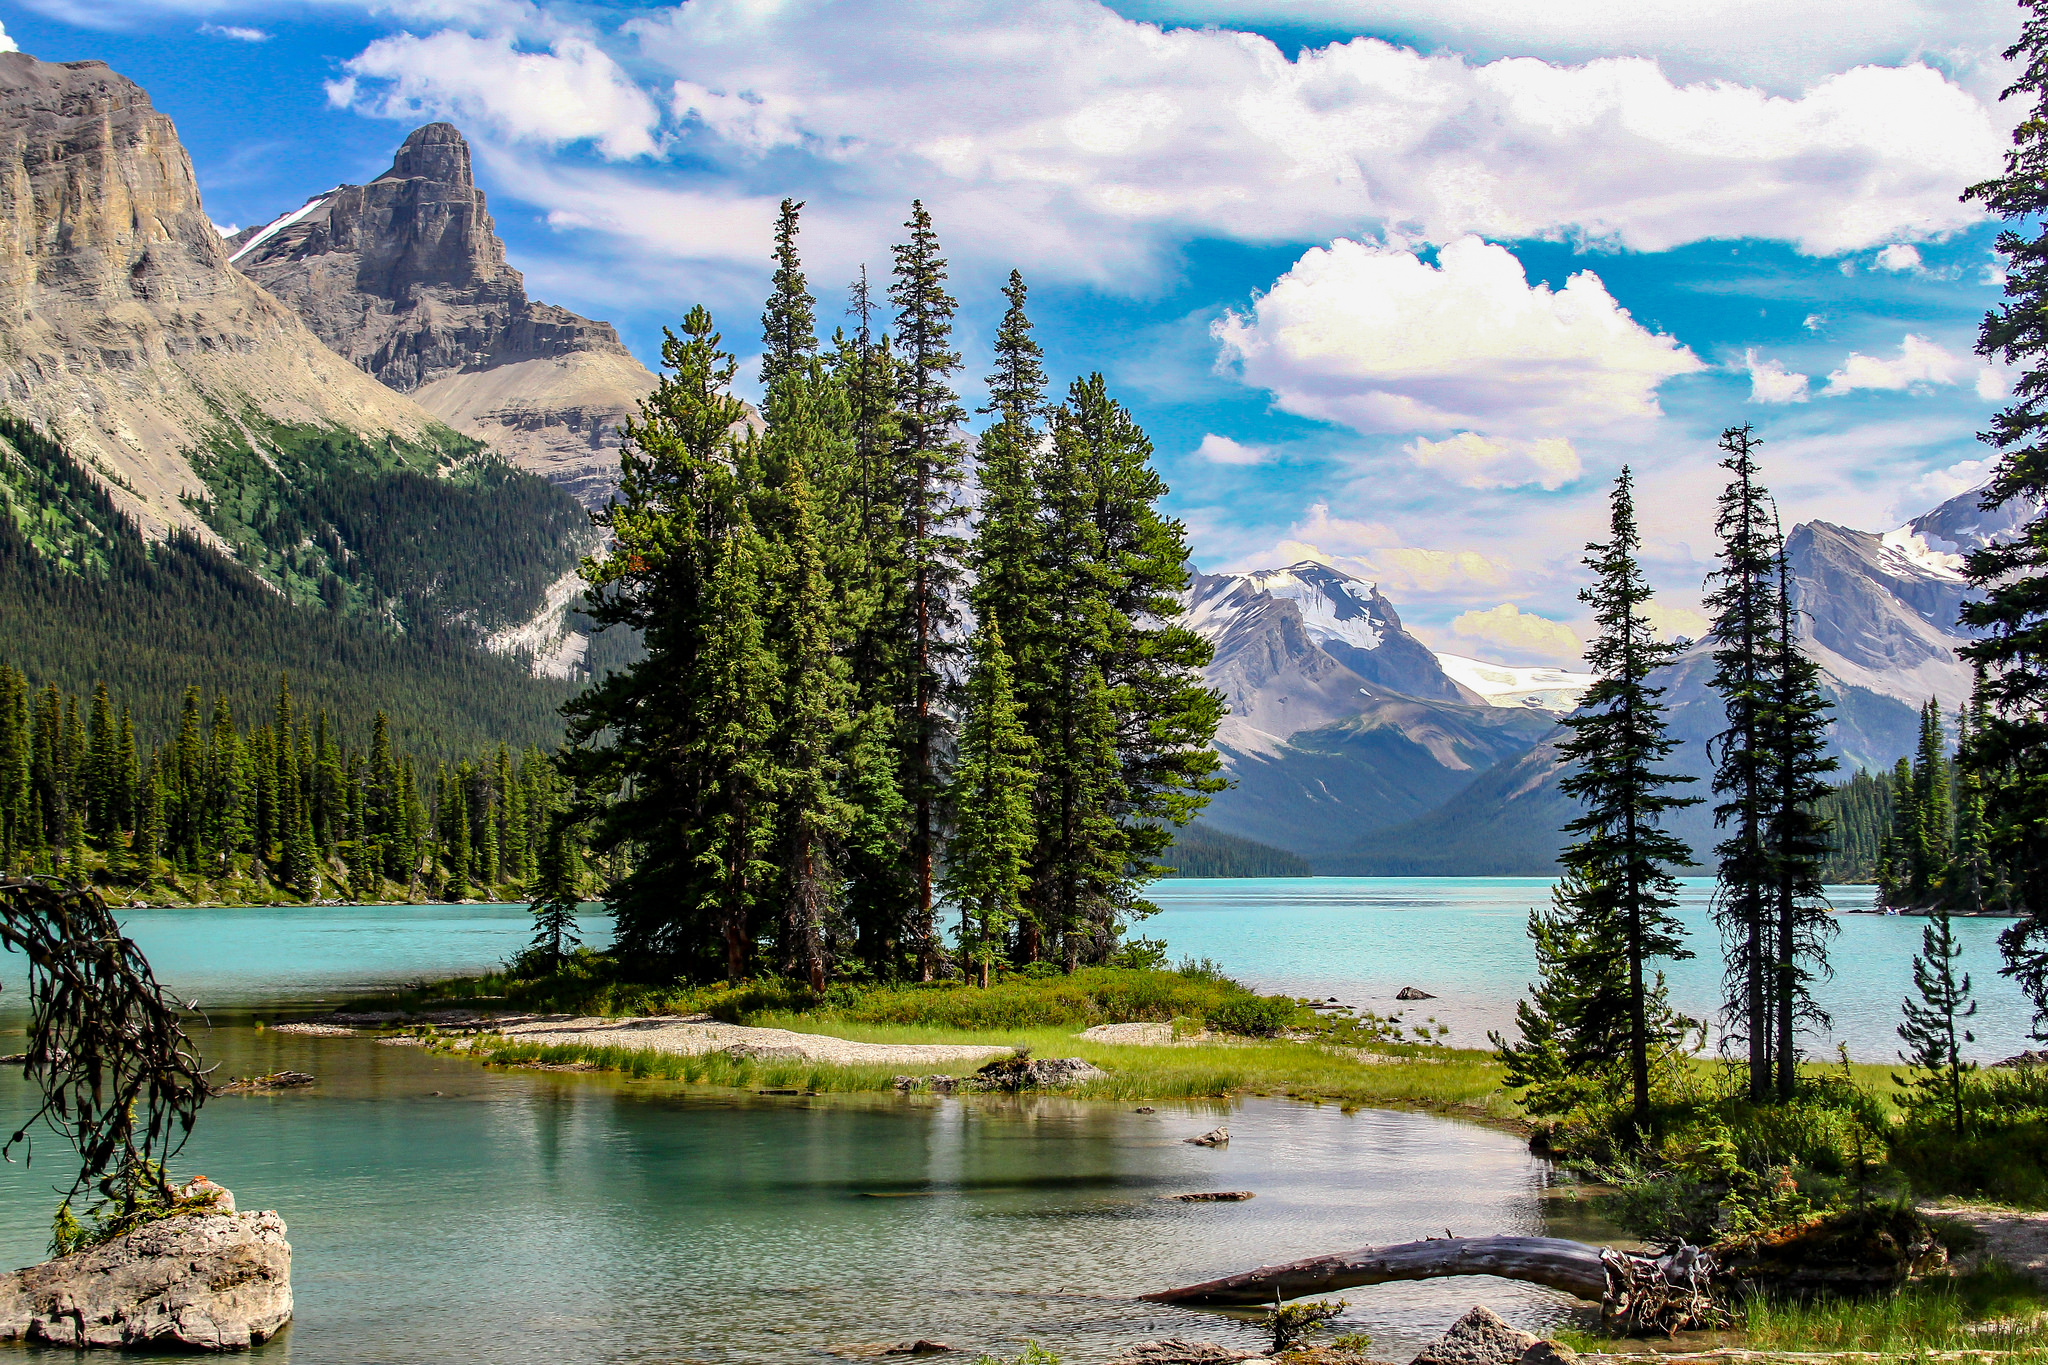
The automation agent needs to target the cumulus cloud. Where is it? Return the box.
[329,29,660,159]
[1899,455,1997,513]
[1234,502,1520,600]
[398,0,2020,279]
[1874,243,1923,272]
[1449,604,1583,664]
[1194,434,1272,465]
[1406,432,1582,489]
[1642,601,1712,642]
[1214,236,1701,442]
[1822,333,1972,394]
[0,20,15,53]
[1744,350,1811,403]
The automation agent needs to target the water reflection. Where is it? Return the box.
[0,1029,1607,1365]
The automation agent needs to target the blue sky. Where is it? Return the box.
[0,0,2024,664]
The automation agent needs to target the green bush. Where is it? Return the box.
[1206,993,1302,1038]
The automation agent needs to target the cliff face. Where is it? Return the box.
[0,53,460,539]
[231,123,654,505]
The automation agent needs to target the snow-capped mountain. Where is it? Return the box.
[1435,654,1598,714]
[1182,561,1475,755]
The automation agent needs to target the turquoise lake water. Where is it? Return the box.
[0,877,2030,1363]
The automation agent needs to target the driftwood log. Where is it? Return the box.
[1143,1235,1721,1335]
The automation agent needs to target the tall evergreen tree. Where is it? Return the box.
[888,201,968,978]
[1556,467,1700,1131]
[529,810,584,970]
[1766,528,1839,1098]
[1896,906,1978,1133]
[946,622,1037,987]
[698,529,779,981]
[761,198,817,392]
[569,304,756,974]
[1962,3,2048,1030]
[1913,700,1954,904]
[1704,424,1783,1101]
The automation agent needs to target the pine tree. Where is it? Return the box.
[1494,866,1691,1116]
[1913,700,1954,905]
[134,758,165,885]
[1963,6,2048,1029]
[1955,700,1998,912]
[568,303,756,973]
[698,529,779,981]
[529,811,584,970]
[1766,530,1839,1098]
[1,666,30,869]
[1557,467,1701,1132]
[946,622,1037,987]
[1880,755,1920,908]
[1896,906,1978,1133]
[889,201,969,978]
[86,682,115,841]
[761,197,817,392]
[443,766,471,900]
[1705,425,1782,1100]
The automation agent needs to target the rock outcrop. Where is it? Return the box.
[230,123,656,506]
[0,1199,291,1350]
[1407,1307,1537,1365]
[0,52,468,540]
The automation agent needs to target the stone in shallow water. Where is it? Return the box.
[1184,1126,1230,1146]
[1105,1340,1263,1365]
[0,1198,291,1351]
[1395,987,1436,1001]
[1407,1306,1536,1365]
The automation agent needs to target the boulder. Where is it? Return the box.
[1408,1306,1536,1365]
[1995,1049,2048,1068]
[971,1056,1106,1090]
[1107,1341,1264,1365]
[1184,1127,1230,1147]
[0,1203,290,1350]
[1518,1343,1578,1365]
[1395,987,1436,1001]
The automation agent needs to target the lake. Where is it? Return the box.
[0,876,2031,1363]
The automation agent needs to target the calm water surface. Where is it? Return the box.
[0,877,2026,1362]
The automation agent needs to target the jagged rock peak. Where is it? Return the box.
[383,120,473,186]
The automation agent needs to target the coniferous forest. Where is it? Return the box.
[565,201,1224,985]
[0,666,574,904]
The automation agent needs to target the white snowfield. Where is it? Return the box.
[1877,525,1969,581]
[1435,653,1598,714]
[228,190,337,265]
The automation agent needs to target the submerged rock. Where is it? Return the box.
[1107,1341,1264,1365]
[891,1075,958,1093]
[0,1198,290,1350]
[1395,987,1436,1001]
[1184,1127,1230,1147]
[1407,1306,1536,1365]
[1166,1191,1254,1202]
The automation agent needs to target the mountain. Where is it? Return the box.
[0,55,474,543]
[1436,653,1597,713]
[229,123,656,508]
[0,52,599,726]
[1179,561,1559,860]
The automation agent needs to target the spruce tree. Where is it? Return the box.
[698,529,779,981]
[569,304,756,974]
[1765,531,1839,1098]
[1704,425,1783,1101]
[1913,700,1954,904]
[529,812,584,970]
[761,198,817,392]
[87,682,115,841]
[889,201,968,978]
[1896,906,1977,1133]
[1556,467,1700,1132]
[1962,4,2048,1027]
[946,622,1037,987]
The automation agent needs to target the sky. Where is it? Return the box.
[0,0,2027,665]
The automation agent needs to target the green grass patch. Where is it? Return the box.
[1740,1262,2048,1354]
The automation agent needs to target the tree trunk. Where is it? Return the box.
[1142,1235,1721,1336]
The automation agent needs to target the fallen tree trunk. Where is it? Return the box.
[1142,1236,1607,1306]
[1143,1235,1720,1335]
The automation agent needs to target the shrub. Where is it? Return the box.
[1206,993,1301,1038]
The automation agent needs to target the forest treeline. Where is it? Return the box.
[566,200,1223,988]
[0,665,574,903]
[0,412,588,755]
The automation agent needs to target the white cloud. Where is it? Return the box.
[1406,432,1582,489]
[198,22,268,40]
[330,29,660,159]
[550,1,2010,275]
[1975,366,2008,400]
[1899,455,1997,513]
[212,221,238,236]
[1232,502,1520,600]
[1130,0,2015,91]
[0,20,15,52]
[1194,434,1272,465]
[1874,243,1923,272]
[1744,349,1811,403]
[1449,604,1583,664]
[1803,313,1827,331]
[1214,236,1701,441]
[1642,601,1712,642]
[1822,333,1972,394]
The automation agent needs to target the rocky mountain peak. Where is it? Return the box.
[230,121,656,505]
[384,121,472,186]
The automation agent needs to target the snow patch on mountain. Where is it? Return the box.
[1184,561,1386,654]
[1877,526,1968,581]
[228,190,336,265]
[1436,654,1597,713]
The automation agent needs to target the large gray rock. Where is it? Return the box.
[0,1202,291,1350]
[1407,1306,1537,1365]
